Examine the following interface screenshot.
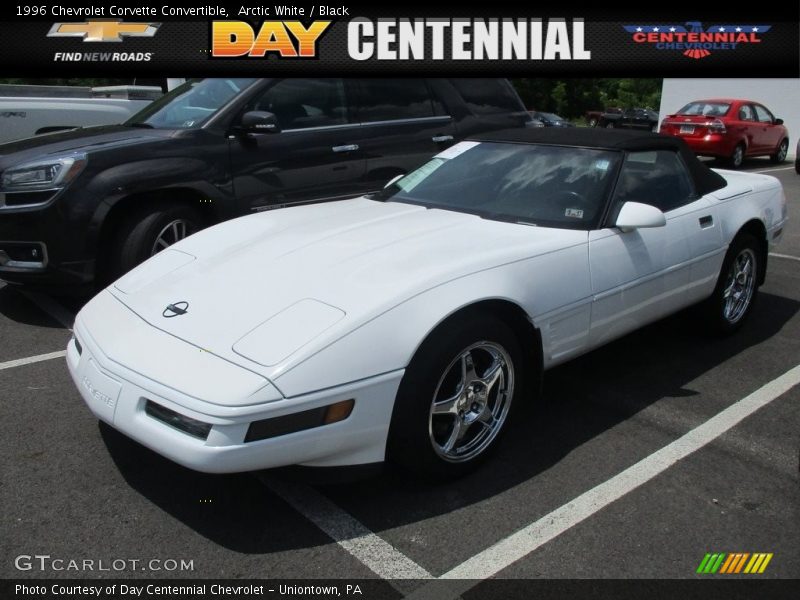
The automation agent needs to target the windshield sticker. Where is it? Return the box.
[594,159,611,171]
[565,208,584,218]
[435,141,481,160]
[397,158,445,192]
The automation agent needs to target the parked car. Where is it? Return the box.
[529,111,574,127]
[795,139,799,174]
[596,108,659,131]
[0,78,530,292]
[585,107,621,127]
[0,83,164,144]
[68,128,787,479]
[660,99,789,169]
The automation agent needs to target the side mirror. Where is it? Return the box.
[615,201,666,233]
[774,118,784,125]
[384,174,404,189]
[239,111,280,134]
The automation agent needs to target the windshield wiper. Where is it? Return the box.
[126,122,154,129]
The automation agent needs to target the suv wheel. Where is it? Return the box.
[109,203,203,281]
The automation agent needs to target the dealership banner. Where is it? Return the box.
[0,2,797,76]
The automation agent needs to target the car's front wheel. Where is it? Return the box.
[703,233,760,334]
[387,313,523,479]
[770,139,789,164]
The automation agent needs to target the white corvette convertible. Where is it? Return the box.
[67,129,787,478]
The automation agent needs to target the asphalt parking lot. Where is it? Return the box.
[1,160,798,592]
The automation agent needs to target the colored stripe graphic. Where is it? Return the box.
[699,553,773,574]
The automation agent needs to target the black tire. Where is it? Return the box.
[108,202,203,281]
[605,121,616,129]
[770,139,789,164]
[795,158,800,175]
[387,312,526,479]
[702,233,760,335]
[728,143,745,169]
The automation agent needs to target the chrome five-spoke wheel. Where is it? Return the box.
[429,342,514,463]
[722,248,756,325]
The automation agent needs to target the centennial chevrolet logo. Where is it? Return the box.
[623,22,771,59]
[163,301,189,318]
[48,20,161,42]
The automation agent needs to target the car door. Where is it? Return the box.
[753,104,782,153]
[228,78,366,212]
[734,103,758,153]
[351,78,457,193]
[588,150,702,347]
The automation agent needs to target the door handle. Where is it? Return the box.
[332,144,359,153]
[432,135,454,143]
[699,215,713,228]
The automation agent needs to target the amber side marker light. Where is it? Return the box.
[245,399,355,443]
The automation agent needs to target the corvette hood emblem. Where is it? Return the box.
[163,301,189,318]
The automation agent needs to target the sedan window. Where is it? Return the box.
[753,104,775,124]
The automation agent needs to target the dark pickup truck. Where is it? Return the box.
[587,107,659,131]
[0,78,530,292]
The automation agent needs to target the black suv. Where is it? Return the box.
[0,78,529,291]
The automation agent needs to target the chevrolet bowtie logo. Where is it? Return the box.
[47,20,161,42]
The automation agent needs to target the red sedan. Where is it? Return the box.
[660,99,789,169]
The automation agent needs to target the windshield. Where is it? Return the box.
[373,141,621,230]
[126,78,257,129]
[677,101,731,117]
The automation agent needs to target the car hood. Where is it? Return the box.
[109,198,586,387]
[0,125,174,169]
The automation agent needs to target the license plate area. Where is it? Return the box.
[680,125,695,134]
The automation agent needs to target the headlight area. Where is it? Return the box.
[143,398,355,443]
[0,153,87,208]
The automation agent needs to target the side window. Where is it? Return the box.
[356,79,436,122]
[248,79,350,130]
[738,104,755,121]
[448,79,524,115]
[753,104,775,123]
[611,150,695,215]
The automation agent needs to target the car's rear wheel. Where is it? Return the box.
[795,157,800,175]
[770,139,789,164]
[729,143,745,169]
[387,312,523,479]
[108,202,203,282]
[605,121,615,129]
[703,233,760,334]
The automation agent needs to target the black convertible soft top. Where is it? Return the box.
[469,128,728,197]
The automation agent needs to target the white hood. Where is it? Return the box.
[111,197,586,382]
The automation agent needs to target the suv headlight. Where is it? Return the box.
[1,154,87,192]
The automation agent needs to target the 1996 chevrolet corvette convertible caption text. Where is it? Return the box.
[67,129,788,479]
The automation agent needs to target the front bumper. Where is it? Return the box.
[0,191,95,287]
[67,293,401,473]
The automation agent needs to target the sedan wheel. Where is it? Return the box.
[151,219,193,256]
[703,233,760,334]
[770,139,788,164]
[387,312,525,479]
[729,144,745,169]
[429,342,514,463]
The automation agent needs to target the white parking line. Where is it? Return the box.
[770,252,800,262]
[406,363,800,599]
[0,350,67,371]
[17,290,75,330]
[752,166,796,173]
[262,476,432,592]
